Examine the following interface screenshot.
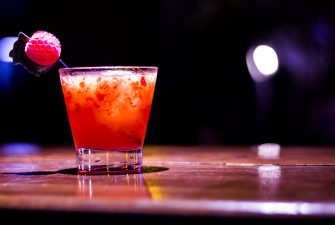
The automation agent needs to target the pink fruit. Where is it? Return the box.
[25,31,61,67]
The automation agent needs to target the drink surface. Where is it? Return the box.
[60,70,157,150]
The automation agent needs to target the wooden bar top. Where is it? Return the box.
[1,144,335,222]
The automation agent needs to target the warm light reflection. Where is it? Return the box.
[257,143,281,159]
[145,178,163,201]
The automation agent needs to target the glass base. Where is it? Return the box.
[76,148,142,175]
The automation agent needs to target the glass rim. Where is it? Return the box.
[59,66,158,72]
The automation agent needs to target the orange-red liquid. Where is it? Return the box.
[60,72,156,150]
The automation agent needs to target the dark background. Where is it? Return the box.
[1,0,335,146]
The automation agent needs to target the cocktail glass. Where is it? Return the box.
[59,67,158,174]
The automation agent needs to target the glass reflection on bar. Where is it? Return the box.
[77,174,151,200]
[258,165,281,198]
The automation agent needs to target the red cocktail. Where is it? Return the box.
[59,67,157,174]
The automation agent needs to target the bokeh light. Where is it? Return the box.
[253,45,279,76]
[0,37,16,62]
[246,44,279,83]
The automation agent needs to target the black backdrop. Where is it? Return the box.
[1,0,335,146]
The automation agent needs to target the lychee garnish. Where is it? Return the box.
[9,31,62,76]
[25,31,61,67]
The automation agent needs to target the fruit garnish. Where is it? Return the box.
[9,31,64,76]
[25,31,61,67]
